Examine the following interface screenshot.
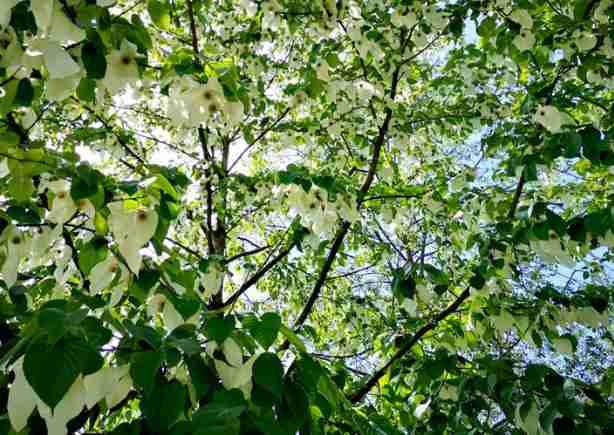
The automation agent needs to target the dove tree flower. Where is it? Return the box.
[102,39,140,95]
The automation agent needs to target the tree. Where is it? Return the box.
[0,0,612,433]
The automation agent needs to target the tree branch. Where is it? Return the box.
[224,244,271,264]
[349,287,471,403]
[282,47,406,344]
[227,107,291,172]
[215,242,295,309]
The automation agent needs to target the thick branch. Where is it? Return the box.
[508,172,525,220]
[289,221,351,331]
[285,54,404,339]
[349,287,471,403]
[215,242,295,309]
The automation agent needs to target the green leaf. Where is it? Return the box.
[186,354,216,399]
[206,316,235,343]
[281,380,310,426]
[581,127,607,163]
[130,351,164,395]
[82,42,107,79]
[469,271,485,290]
[14,79,34,107]
[6,206,40,224]
[251,313,281,350]
[8,175,34,203]
[253,352,284,400]
[477,16,497,37]
[79,237,109,275]
[71,176,99,201]
[193,389,246,425]
[77,78,97,102]
[560,132,582,158]
[422,264,449,286]
[147,0,172,30]
[573,0,592,19]
[142,380,187,431]
[81,316,112,348]
[24,340,80,409]
[0,131,20,150]
[129,269,159,302]
[65,338,104,375]
[37,307,67,345]
[392,271,416,299]
[110,422,142,435]
[279,324,306,353]
[194,418,240,435]
[0,80,18,115]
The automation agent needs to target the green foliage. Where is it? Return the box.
[0,0,613,434]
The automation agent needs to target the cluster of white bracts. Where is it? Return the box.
[8,357,132,435]
[167,76,244,128]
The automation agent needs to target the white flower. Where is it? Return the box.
[167,76,233,127]
[262,0,281,30]
[27,38,81,80]
[355,80,377,100]
[223,100,244,125]
[46,180,77,224]
[315,60,330,82]
[108,202,158,274]
[509,9,533,28]
[222,338,243,366]
[83,365,131,410]
[162,299,184,331]
[31,0,55,34]
[423,6,447,30]
[514,401,542,435]
[201,261,223,298]
[75,198,96,228]
[575,31,597,51]
[552,337,573,354]
[239,0,257,17]
[97,0,116,6]
[0,0,20,27]
[7,357,37,432]
[533,105,572,133]
[1,226,30,287]
[31,224,62,264]
[336,196,360,222]
[414,399,431,419]
[600,37,614,58]
[103,39,140,95]
[47,0,86,43]
[214,354,258,399]
[594,0,612,23]
[36,376,86,435]
[89,254,119,294]
[8,357,93,435]
[417,283,435,304]
[391,9,417,28]
[401,298,417,316]
[412,29,428,48]
[47,72,83,101]
[513,29,535,51]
